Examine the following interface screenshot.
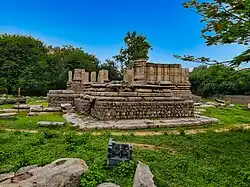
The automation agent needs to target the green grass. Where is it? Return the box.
[0,130,250,186]
[0,112,68,130]
[203,104,250,127]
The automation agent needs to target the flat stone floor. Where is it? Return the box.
[78,116,219,130]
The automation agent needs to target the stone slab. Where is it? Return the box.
[77,116,218,130]
[133,162,156,187]
[63,113,84,128]
[37,121,66,127]
[0,113,17,119]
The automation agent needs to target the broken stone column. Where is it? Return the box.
[123,68,134,83]
[174,65,181,83]
[68,71,72,82]
[91,72,97,83]
[73,69,83,81]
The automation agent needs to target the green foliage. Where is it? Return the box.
[175,0,250,66]
[80,166,105,187]
[100,59,122,80]
[0,35,101,96]
[190,64,250,97]
[114,31,152,68]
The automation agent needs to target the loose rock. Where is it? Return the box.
[0,158,88,187]
[133,162,157,187]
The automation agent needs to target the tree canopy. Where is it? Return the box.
[0,34,101,95]
[190,64,250,97]
[175,0,250,67]
[114,31,152,68]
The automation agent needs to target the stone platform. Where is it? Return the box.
[76,116,218,130]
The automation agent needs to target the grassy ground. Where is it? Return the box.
[1,97,250,186]
[0,129,250,186]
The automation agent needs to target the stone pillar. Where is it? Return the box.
[156,65,163,81]
[103,70,109,82]
[123,68,134,83]
[84,72,89,83]
[73,69,83,81]
[80,69,86,84]
[98,70,104,83]
[68,71,72,82]
[163,65,170,81]
[169,65,175,83]
[134,59,147,81]
[91,72,97,83]
[148,66,155,81]
[174,65,181,83]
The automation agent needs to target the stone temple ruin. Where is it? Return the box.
[48,59,195,120]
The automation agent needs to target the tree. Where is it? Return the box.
[174,0,250,67]
[0,34,48,94]
[190,64,250,97]
[46,45,100,90]
[114,31,152,68]
[100,59,122,81]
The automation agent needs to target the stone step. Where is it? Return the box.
[0,113,17,119]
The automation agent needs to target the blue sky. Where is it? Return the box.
[0,0,247,68]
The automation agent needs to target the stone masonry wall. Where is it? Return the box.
[47,90,80,107]
[75,98,194,120]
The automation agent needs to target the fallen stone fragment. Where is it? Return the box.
[0,158,88,187]
[63,113,84,128]
[14,104,30,109]
[61,103,72,110]
[199,104,216,108]
[194,103,202,106]
[30,107,61,112]
[0,113,17,119]
[215,98,226,103]
[0,109,27,113]
[27,112,51,116]
[37,121,66,127]
[0,98,26,105]
[133,162,157,187]
[229,104,235,107]
[97,183,120,187]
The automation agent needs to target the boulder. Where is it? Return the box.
[0,113,17,119]
[0,158,88,187]
[37,121,66,127]
[0,173,14,183]
[133,162,157,187]
[97,183,120,187]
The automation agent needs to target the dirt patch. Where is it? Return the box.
[130,143,163,150]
